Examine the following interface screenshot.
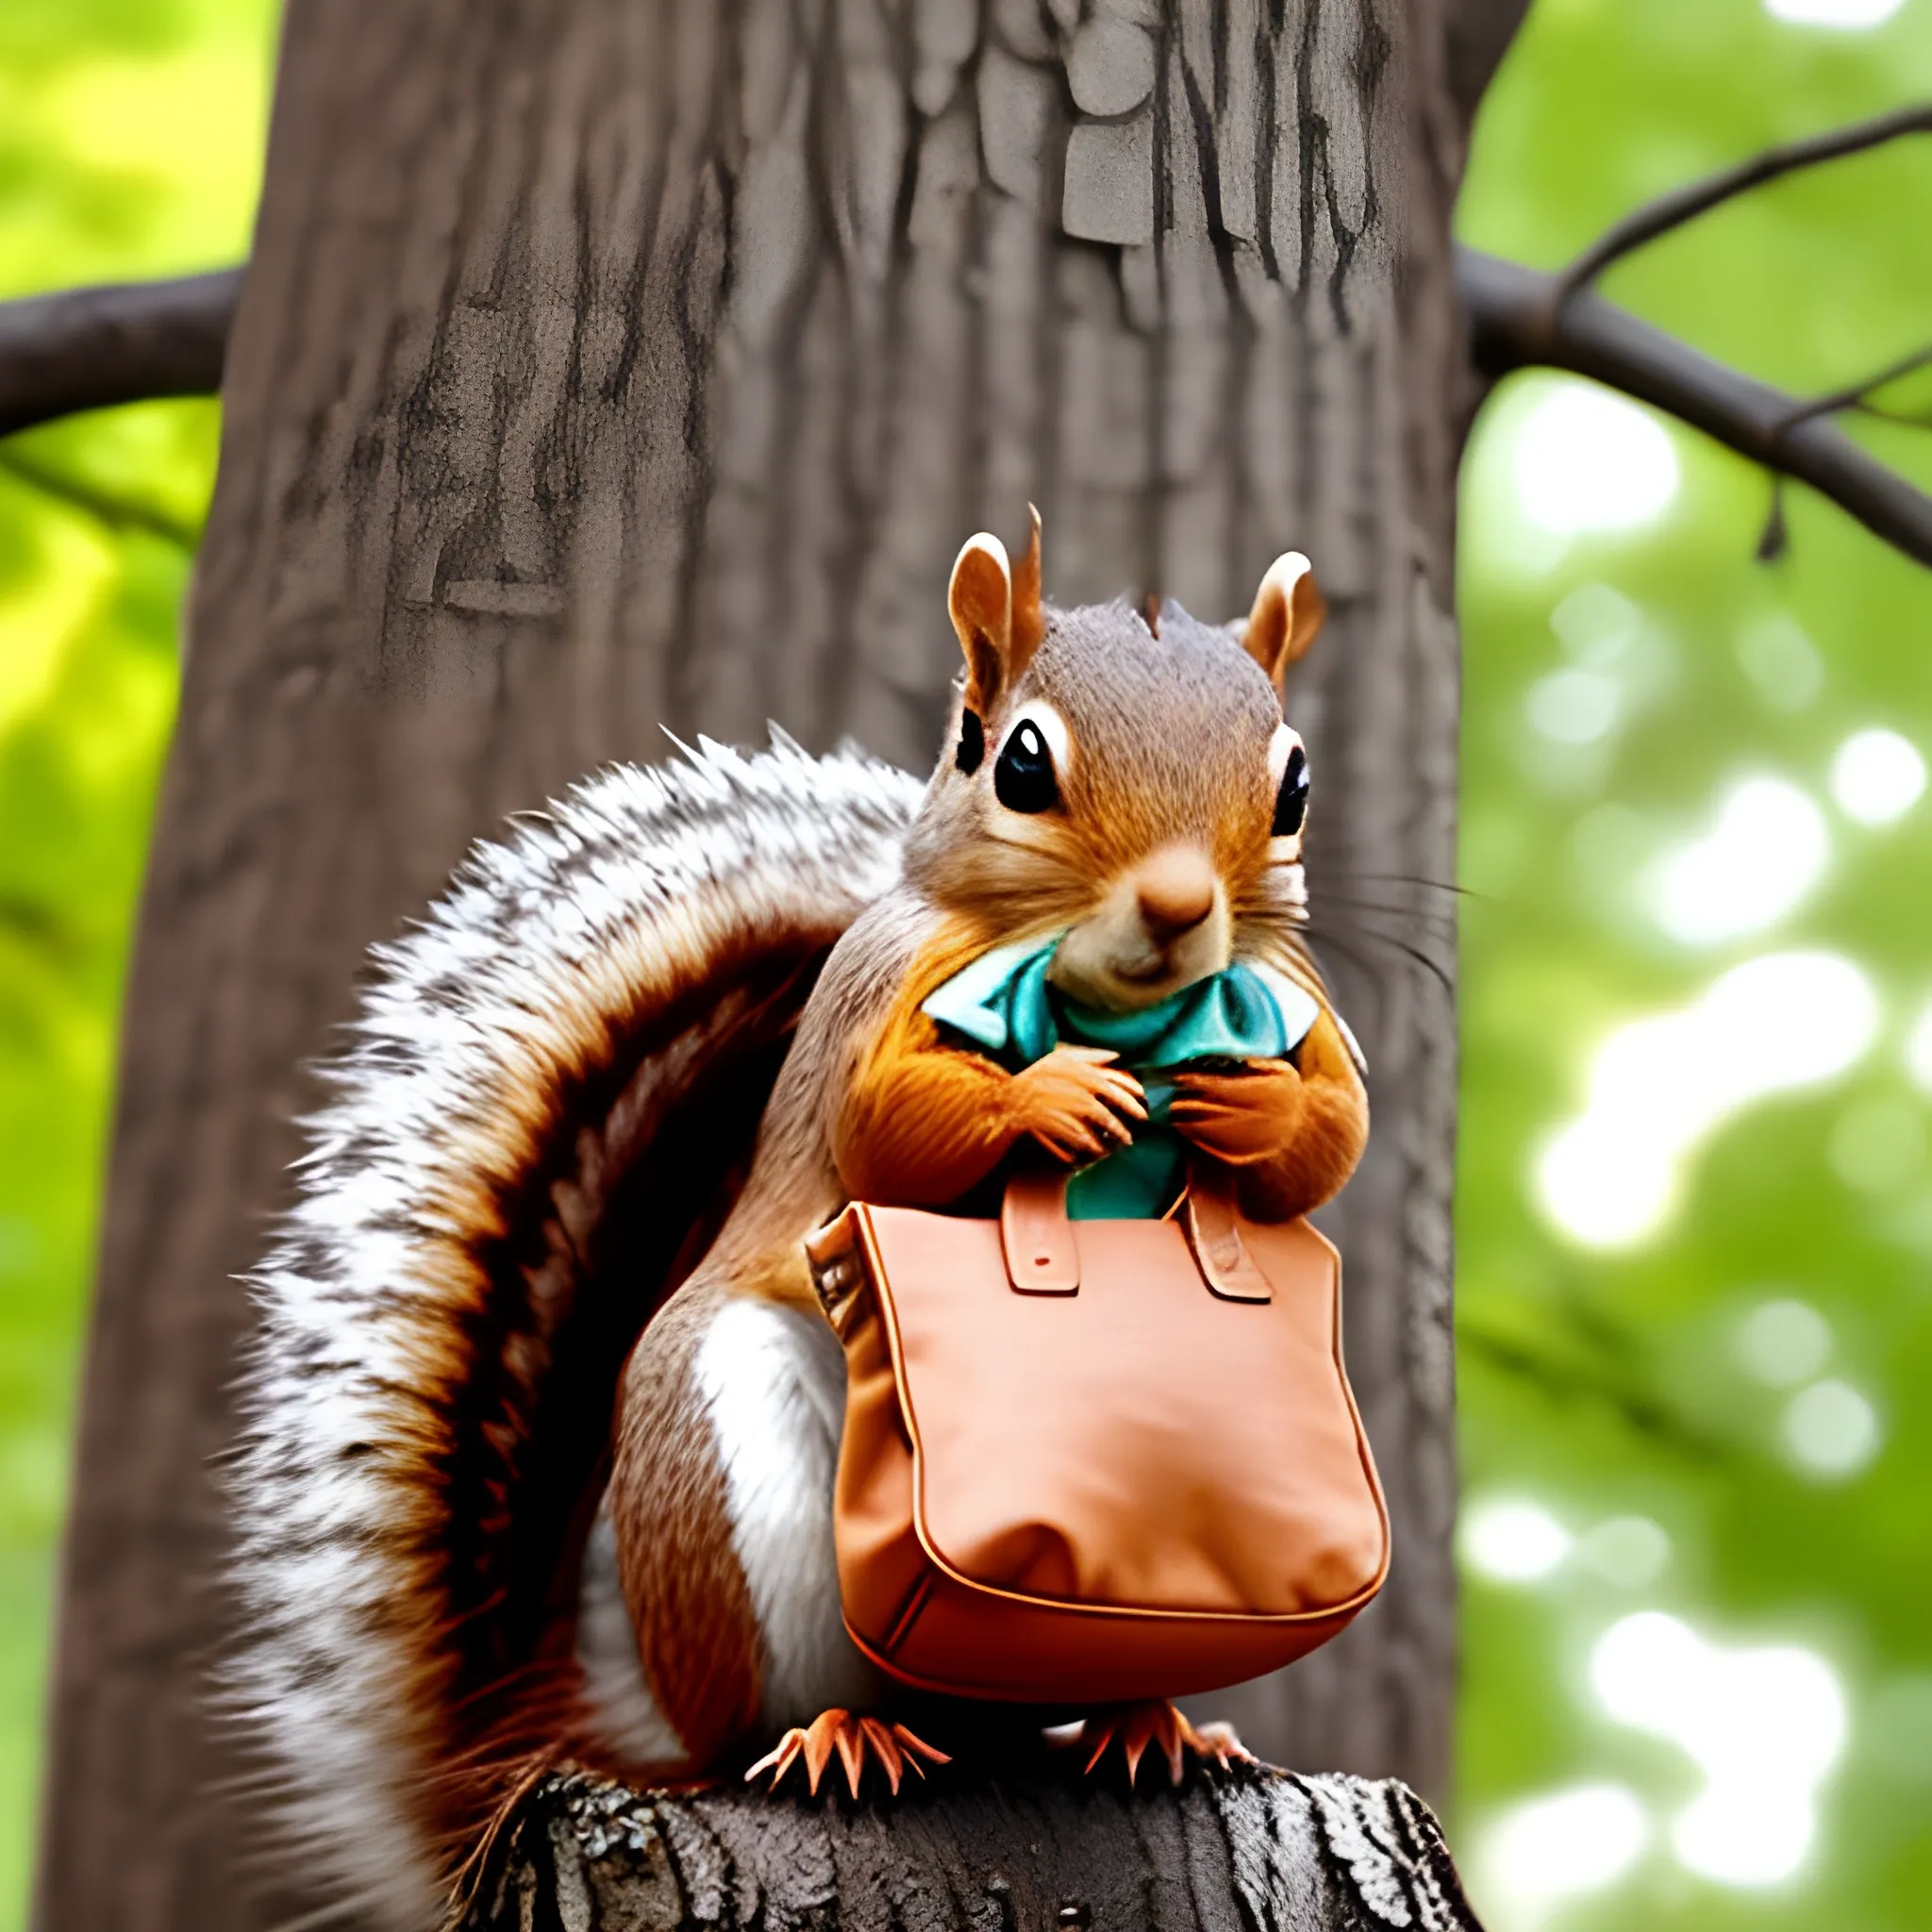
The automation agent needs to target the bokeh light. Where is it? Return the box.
[1645,776,1829,945]
[1477,1783,1651,1929]
[1526,668,1620,746]
[1906,997,1932,1094]
[1551,583,1643,665]
[1764,0,1907,26]
[1457,8,1932,1926]
[1461,1497,1574,1584]
[1734,613,1825,712]
[1779,1379,1882,1480]
[1828,728,1926,825]
[1513,383,1681,537]
[1535,953,1880,1248]
[1591,1612,1847,1887]
[1735,1297,1833,1386]
[1573,1516,1673,1590]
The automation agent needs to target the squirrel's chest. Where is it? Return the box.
[635,1293,874,1736]
[696,1296,876,1728]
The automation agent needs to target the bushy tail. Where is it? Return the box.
[229,739,918,1929]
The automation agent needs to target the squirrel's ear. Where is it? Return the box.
[1241,552,1326,687]
[1011,504,1045,667]
[950,530,1015,712]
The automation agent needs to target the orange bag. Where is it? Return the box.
[805,1168,1389,1706]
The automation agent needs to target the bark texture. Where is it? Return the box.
[38,2,1476,1928]
[465,1766,1482,1932]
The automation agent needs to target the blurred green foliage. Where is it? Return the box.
[1457,2,1932,1927]
[0,0,275,1921]
[0,1,1928,1930]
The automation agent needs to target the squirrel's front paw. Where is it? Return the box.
[1168,1058,1306,1165]
[1007,1046,1147,1163]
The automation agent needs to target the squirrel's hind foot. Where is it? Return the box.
[745,1708,951,1799]
[1062,1702,1254,1785]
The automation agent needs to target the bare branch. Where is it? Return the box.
[1459,244,1932,571]
[1796,339,1932,426]
[11,255,1931,577]
[0,444,199,546]
[1459,1317,1727,1461]
[1862,402,1932,429]
[1557,102,1932,300]
[0,270,239,438]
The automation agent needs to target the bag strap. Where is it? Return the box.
[1001,1169,1080,1294]
[998,1161,1273,1304]
[1180,1160,1274,1304]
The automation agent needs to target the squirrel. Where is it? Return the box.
[230,510,1369,1931]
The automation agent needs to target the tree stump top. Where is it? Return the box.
[467,1764,1482,1932]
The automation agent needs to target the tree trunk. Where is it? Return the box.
[465,1767,1482,1932]
[35,2,1491,1927]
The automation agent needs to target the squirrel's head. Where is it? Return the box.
[905,509,1327,1013]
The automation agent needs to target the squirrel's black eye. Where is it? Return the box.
[1272,744,1309,838]
[994,720,1059,814]
[957,708,985,774]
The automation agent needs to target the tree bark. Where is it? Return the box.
[465,1767,1482,1932]
[36,2,1482,1928]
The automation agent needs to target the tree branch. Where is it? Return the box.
[1557,102,1932,300]
[1458,1317,1727,1462]
[1802,339,1932,426]
[10,254,1931,575]
[0,444,199,546]
[0,270,239,438]
[1458,244,1932,570]
[463,1765,1484,1932]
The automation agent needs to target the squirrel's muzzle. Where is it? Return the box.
[1050,843,1231,1012]
[1135,847,1217,942]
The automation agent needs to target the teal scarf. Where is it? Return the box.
[922,936,1318,1218]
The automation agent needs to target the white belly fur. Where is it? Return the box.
[692,1295,878,1730]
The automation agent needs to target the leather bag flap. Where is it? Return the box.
[854,1195,1389,1623]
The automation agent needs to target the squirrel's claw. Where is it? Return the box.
[1058,1701,1252,1785]
[744,1728,806,1790]
[1185,1719,1255,1771]
[746,1708,950,1799]
[1167,1060,1305,1166]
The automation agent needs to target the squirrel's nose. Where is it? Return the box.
[1136,848,1217,942]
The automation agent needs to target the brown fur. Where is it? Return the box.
[837,923,1173,1208]
[839,552,1366,1228]
[1240,551,1326,686]
[1170,1010,1369,1221]
[1011,506,1046,663]
[610,1283,765,1766]
[591,531,1368,1835]
[902,601,1291,941]
[834,922,1030,1206]
[375,917,842,1877]
[369,526,1368,1907]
